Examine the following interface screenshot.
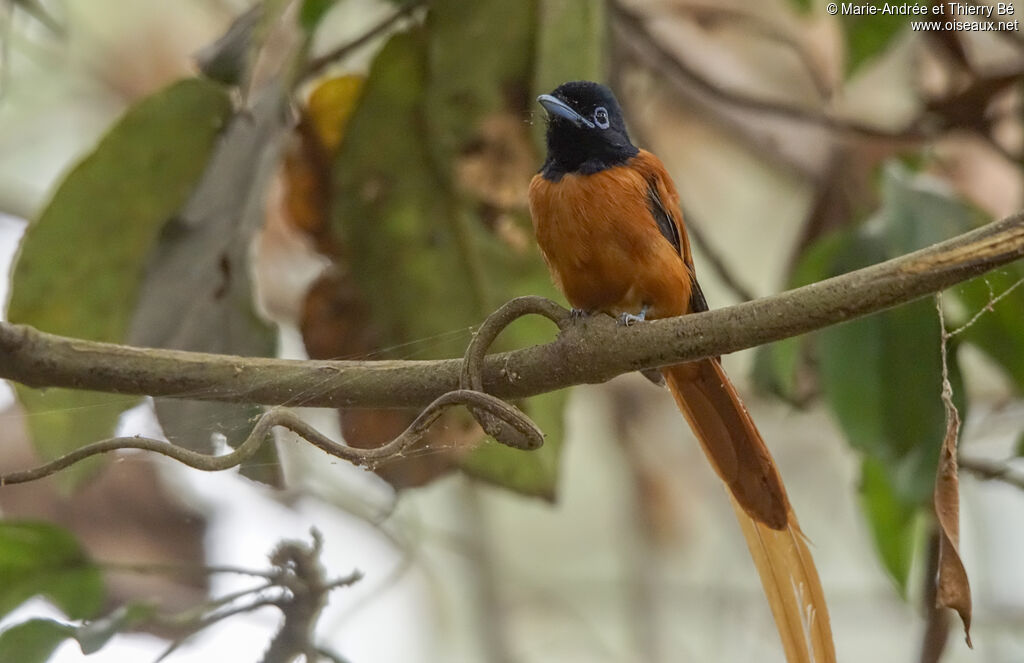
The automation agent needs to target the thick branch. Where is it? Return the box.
[0,214,1021,409]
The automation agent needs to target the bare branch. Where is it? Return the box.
[301,1,425,82]
[611,0,927,141]
[959,456,1024,491]
[0,213,1020,411]
[0,390,534,485]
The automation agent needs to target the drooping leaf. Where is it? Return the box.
[0,619,75,663]
[0,602,156,663]
[807,163,979,594]
[0,522,103,620]
[859,458,919,593]
[818,165,975,503]
[934,368,972,647]
[126,84,286,484]
[841,2,908,76]
[7,78,232,481]
[332,30,474,355]
[819,287,946,502]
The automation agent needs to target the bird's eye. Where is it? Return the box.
[593,106,610,129]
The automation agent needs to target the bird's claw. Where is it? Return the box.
[569,308,591,322]
[617,306,649,327]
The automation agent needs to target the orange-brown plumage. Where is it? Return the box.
[531,147,791,529]
[529,150,693,319]
[531,80,834,663]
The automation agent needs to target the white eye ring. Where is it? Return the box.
[593,106,610,129]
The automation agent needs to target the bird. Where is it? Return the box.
[529,80,835,663]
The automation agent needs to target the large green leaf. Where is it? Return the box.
[424,0,534,167]
[859,457,920,593]
[818,165,973,504]
[0,619,75,663]
[797,164,979,595]
[0,603,155,663]
[330,26,568,497]
[0,522,103,621]
[7,78,232,477]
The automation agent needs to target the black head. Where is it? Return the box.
[537,81,638,181]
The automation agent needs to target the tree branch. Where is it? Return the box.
[0,214,1020,411]
[959,456,1024,491]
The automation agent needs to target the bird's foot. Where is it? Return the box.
[617,305,649,327]
[569,308,592,322]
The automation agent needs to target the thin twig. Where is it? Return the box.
[302,0,425,82]
[0,389,537,484]
[948,275,1024,337]
[646,1,833,100]
[611,0,927,141]
[99,561,277,580]
[959,456,1024,491]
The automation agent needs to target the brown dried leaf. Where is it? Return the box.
[934,388,973,647]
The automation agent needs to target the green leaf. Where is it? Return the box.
[8,78,232,480]
[788,0,813,12]
[752,230,850,403]
[877,163,978,255]
[818,235,945,503]
[859,458,920,594]
[424,0,533,166]
[0,522,103,620]
[300,0,337,32]
[331,29,566,497]
[814,164,975,505]
[842,2,907,76]
[0,619,75,663]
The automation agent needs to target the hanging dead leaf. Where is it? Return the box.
[934,371,973,647]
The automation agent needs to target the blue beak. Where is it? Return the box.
[537,94,594,128]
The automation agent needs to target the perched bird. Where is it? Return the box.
[530,81,835,663]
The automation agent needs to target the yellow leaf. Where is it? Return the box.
[306,74,364,153]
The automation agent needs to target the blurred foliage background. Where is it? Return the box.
[0,0,1022,661]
